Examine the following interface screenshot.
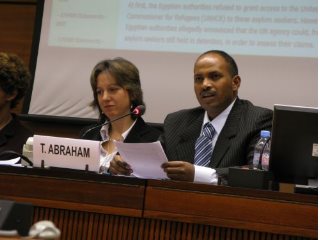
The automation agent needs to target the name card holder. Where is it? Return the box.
[33,135,100,173]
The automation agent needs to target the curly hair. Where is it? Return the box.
[0,52,31,108]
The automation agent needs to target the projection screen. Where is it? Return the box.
[24,0,318,123]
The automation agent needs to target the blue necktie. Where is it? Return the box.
[194,123,215,167]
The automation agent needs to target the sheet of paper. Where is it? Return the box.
[0,157,21,166]
[115,141,168,180]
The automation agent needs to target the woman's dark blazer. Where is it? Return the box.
[80,117,161,143]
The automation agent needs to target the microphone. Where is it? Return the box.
[131,104,145,117]
[81,105,145,138]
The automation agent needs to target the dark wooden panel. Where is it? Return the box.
[139,218,310,240]
[144,180,317,239]
[0,168,316,239]
[0,2,36,66]
[146,179,317,204]
[0,1,37,115]
[0,170,145,217]
[20,119,86,138]
[32,207,145,240]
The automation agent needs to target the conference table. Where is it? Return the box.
[0,166,317,240]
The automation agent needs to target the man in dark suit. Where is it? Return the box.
[161,50,273,183]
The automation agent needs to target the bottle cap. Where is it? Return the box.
[260,130,271,138]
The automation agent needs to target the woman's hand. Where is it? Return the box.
[109,154,133,175]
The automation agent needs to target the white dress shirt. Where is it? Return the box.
[99,120,136,173]
[194,99,236,184]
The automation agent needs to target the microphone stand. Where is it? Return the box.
[81,105,145,138]
[81,112,132,138]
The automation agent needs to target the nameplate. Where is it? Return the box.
[33,135,100,172]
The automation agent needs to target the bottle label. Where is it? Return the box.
[261,153,269,171]
[252,152,260,168]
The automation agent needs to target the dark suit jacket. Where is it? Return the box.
[0,114,33,160]
[161,98,273,174]
[80,117,161,143]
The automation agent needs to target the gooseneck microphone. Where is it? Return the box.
[130,105,145,117]
[81,105,145,138]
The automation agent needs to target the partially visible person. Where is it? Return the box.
[160,50,273,184]
[0,52,33,160]
[80,57,161,174]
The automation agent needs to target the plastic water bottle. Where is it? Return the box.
[252,130,271,170]
[261,136,271,171]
